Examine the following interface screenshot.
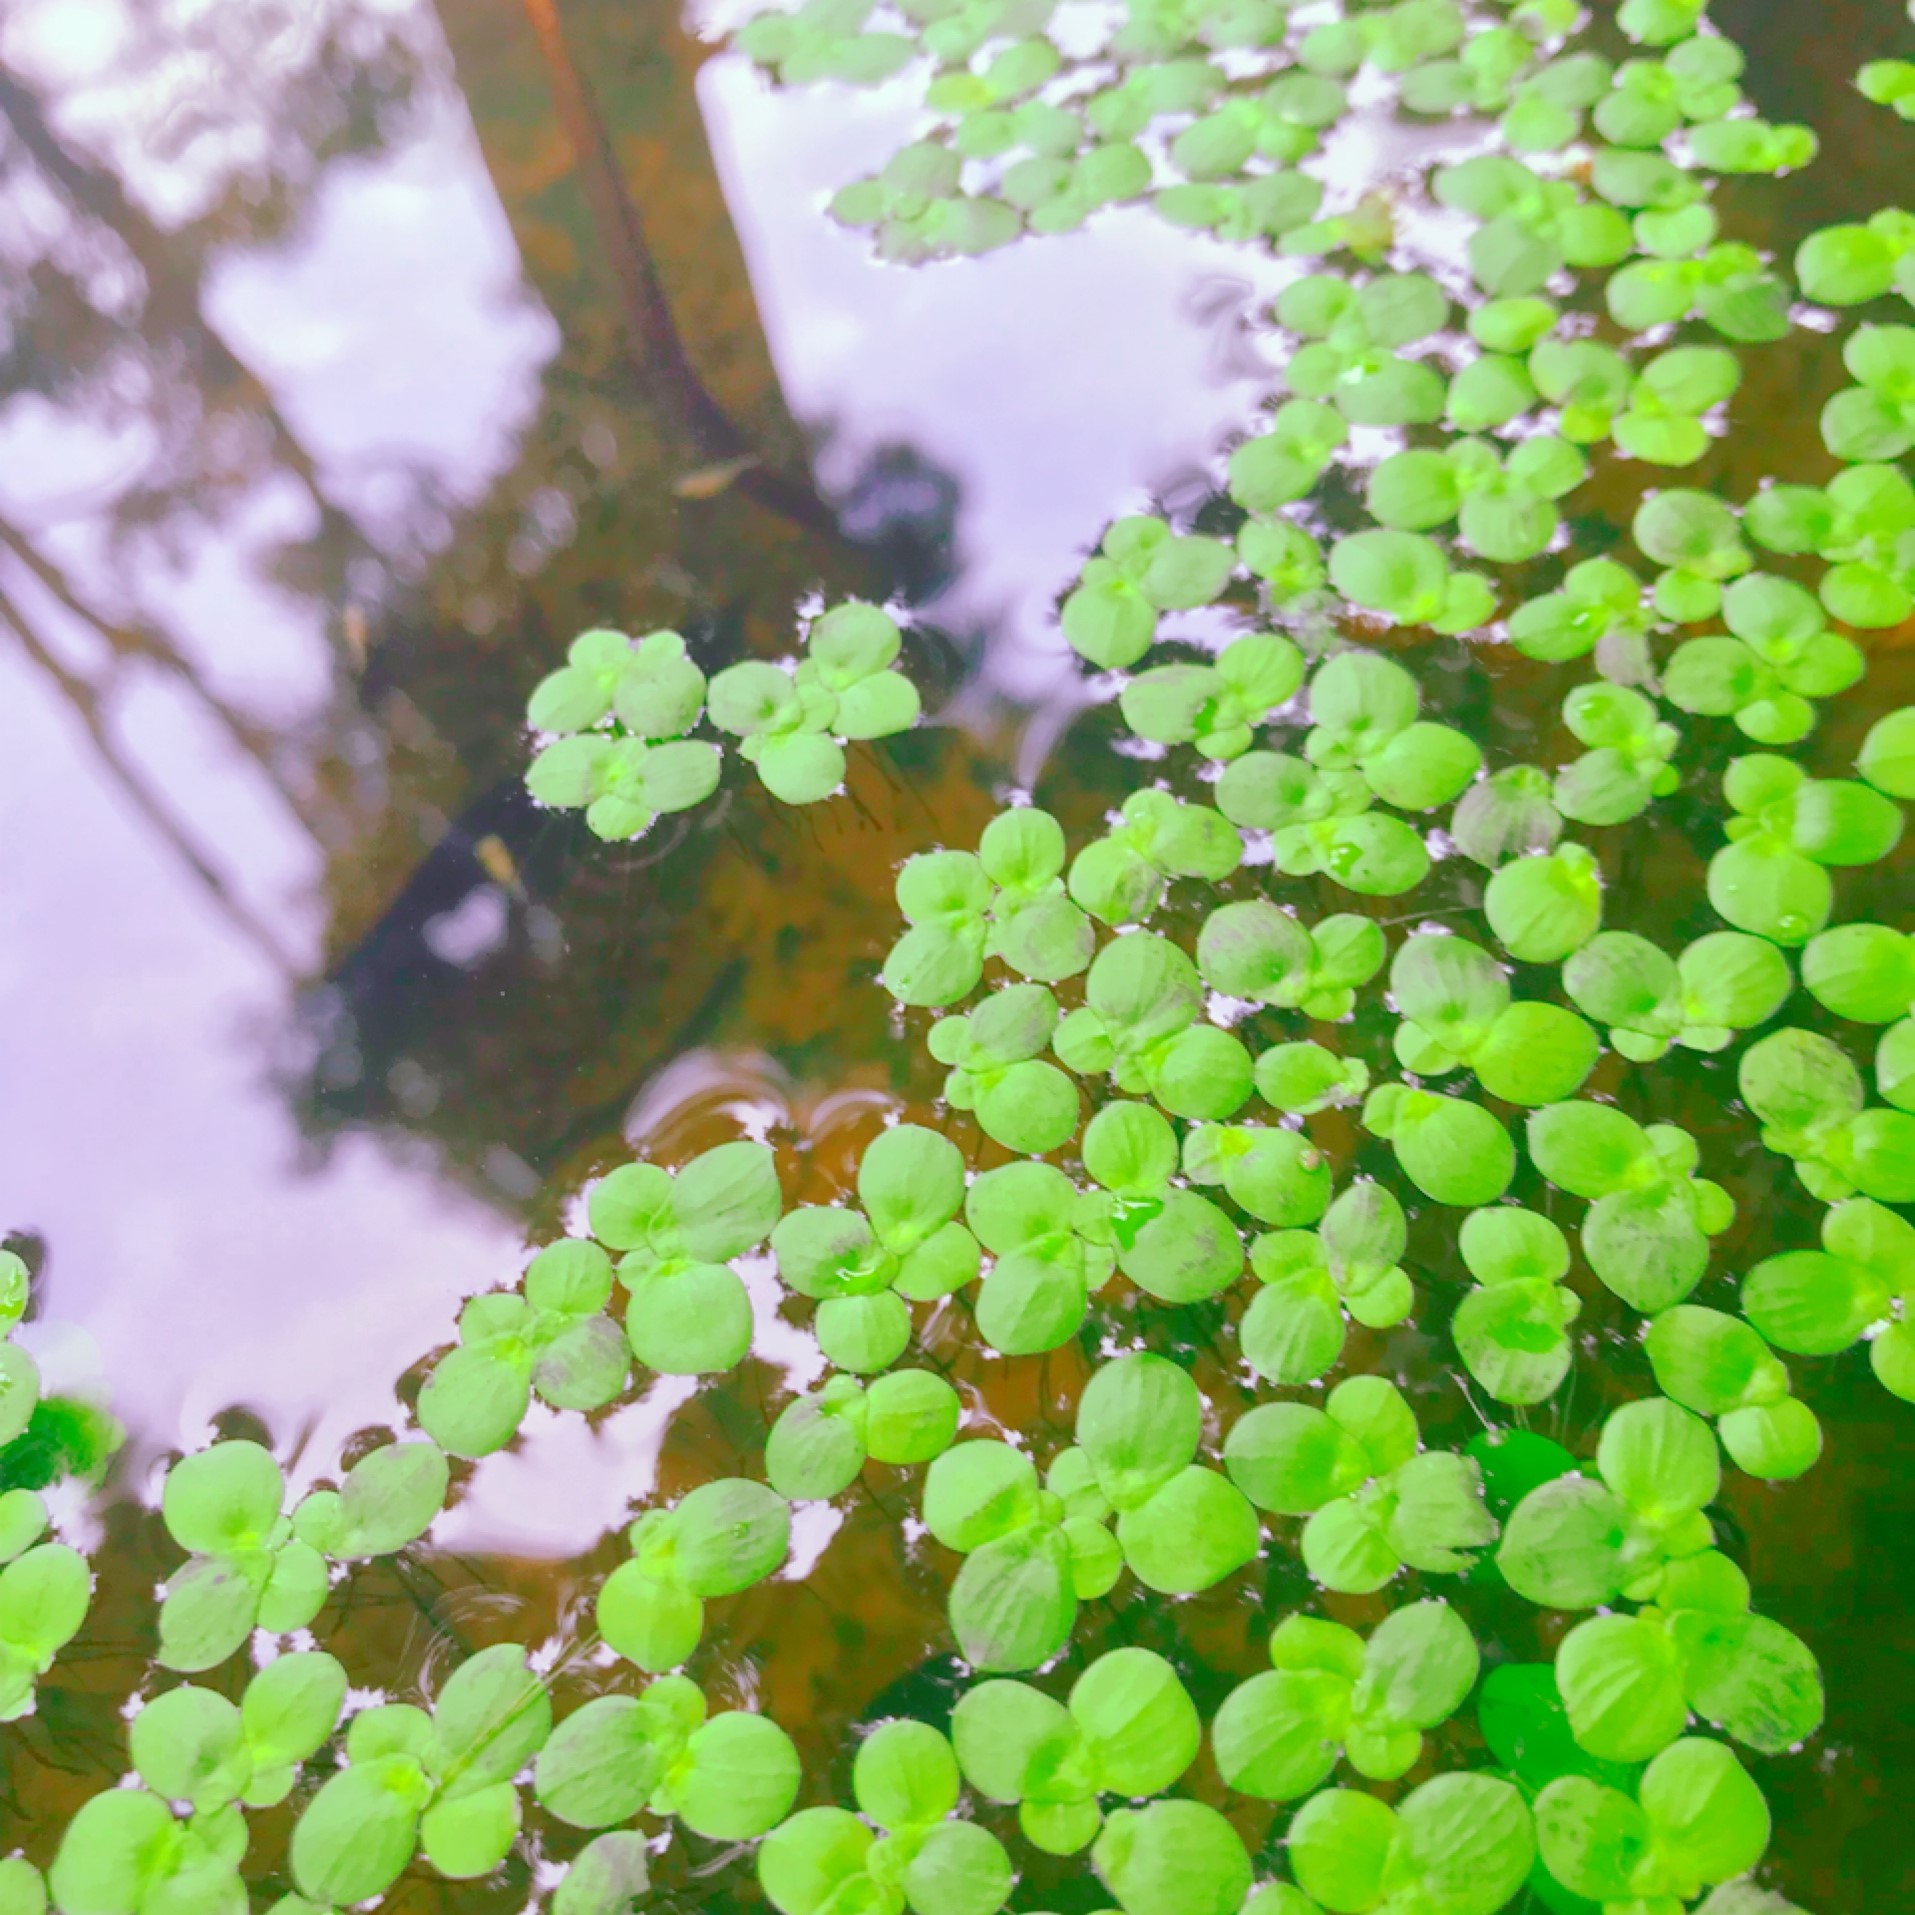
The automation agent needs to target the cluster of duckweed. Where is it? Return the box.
[10,1,1915,1913]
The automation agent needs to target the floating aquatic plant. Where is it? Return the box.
[26,0,1915,1909]
[523,604,919,836]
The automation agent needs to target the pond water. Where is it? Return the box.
[1,0,1912,1910]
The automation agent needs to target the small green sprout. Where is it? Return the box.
[1211,1600,1478,1798]
[1118,632,1304,759]
[1742,1197,1915,1402]
[290,1643,551,1900]
[1228,401,1348,512]
[1644,1304,1821,1480]
[766,1370,962,1499]
[535,1674,798,1839]
[1506,558,1651,667]
[1304,651,1483,813]
[417,1242,627,1456]
[50,1792,247,1915]
[1452,1205,1580,1404]
[0,1528,89,1719]
[1607,240,1792,341]
[1737,1026,1915,1202]
[1061,517,1237,669]
[1252,1039,1371,1114]
[736,1,916,86]
[965,1161,1114,1353]
[1483,843,1603,964]
[1858,57,1915,119]
[1388,931,1600,1103]
[1274,271,1451,426]
[709,603,920,803]
[1368,433,1586,563]
[933,984,1083,1153]
[1745,462,1915,629]
[1067,788,1242,925]
[1801,921,1915,1025]
[1094,1800,1252,1915]
[1526,1101,1734,1312]
[952,1647,1199,1853]
[130,1653,347,1812]
[1073,1354,1260,1595]
[1182,1118,1329,1227]
[597,1479,790,1673]
[1289,1773,1534,1915]
[1449,766,1565,867]
[1794,208,1915,306]
[1078,1102,1245,1302]
[1634,488,1749,623]
[1238,1180,1412,1385]
[1224,1377,1496,1593]
[1197,900,1385,1020]
[1052,935,1249,1118]
[920,1438,1115,1670]
[586,1140,783,1375]
[155,1442,328,1673]
[1433,155,1631,298]
[1563,929,1791,1059]
[1536,1737,1771,1908]
[1663,572,1866,743]
[761,1722,1014,1915]
[525,731,721,843]
[1554,683,1679,824]
[771,1124,980,1372]
[1361,1083,1517,1208]
[1556,1541,1823,1756]
[1859,703,1915,798]
[881,808,1094,1007]
[1819,325,1915,462]
[1497,1397,1720,1610]
[1213,749,1431,894]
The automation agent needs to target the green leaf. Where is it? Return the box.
[49,1790,180,1915]
[1498,1475,1630,1609]
[1556,1613,1688,1761]
[291,1759,427,1905]
[1115,1466,1260,1593]
[554,1832,651,1915]
[904,1821,1013,1915]
[1394,1772,1535,1915]
[758,1807,874,1915]
[1287,1787,1400,1912]
[662,1479,790,1595]
[1224,1402,1368,1516]
[162,1443,283,1555]
[1071,1646,1199,1794]
[1802,924,1915,1023]
[949,1523,1077,1672]
[1092,1801,1252,1915]
[1668,1610,1824,1754]
[597,1564,702,1672]
[1076,1355,1200,1511]
[1485,847,1602,963]
[1364,1087,1515,1207]
[1210,1664,1347,1800]
[853,1717,960,1829]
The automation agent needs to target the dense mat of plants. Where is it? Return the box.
[6,0,1915,1911]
